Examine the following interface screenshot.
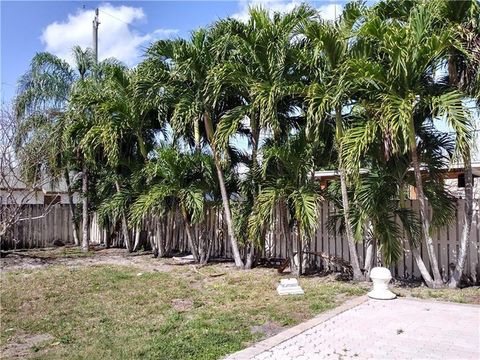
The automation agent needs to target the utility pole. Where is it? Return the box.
[92,8,100,63]
[81,7,100,253]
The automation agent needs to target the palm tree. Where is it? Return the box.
[212,5,316,263]
[249,132,320,275]
[439,0,479,287]
[207,5,315,268]
[341,2,473,287]
[68,63,161,251]
[339,119,457,276]
[142,30,245,267]
[15,47,94,249]
[304,2,366,280]
[69,46,95,252]
[130,146,216,264]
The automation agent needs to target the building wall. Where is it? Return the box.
[0,190,80,205]
[0,190,44,205]
[444,178,480,199]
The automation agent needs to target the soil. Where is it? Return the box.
[0,247,177,273]
[1,333,54,359]
[171,298,194,312]
[250,321,284,337]
[0,247,260,276]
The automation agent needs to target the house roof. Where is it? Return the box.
[314,162,480,180]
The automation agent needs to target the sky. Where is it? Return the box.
[0,0,346,105]
[1,0,478,150]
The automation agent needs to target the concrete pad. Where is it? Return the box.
[226,297,480,360]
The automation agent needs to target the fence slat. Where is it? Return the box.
[3,201,479,281]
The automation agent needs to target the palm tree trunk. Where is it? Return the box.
[399,181,435,287]
[64,169,80,246]
[104,227,110,249]
[205,229,214,264]
[339,171,363,280]
[297,225,303,276]
[114,181,132,252]
[120,216,132,252]
[180,205,199,262]
[449,154,473,288]
[245,118,260,269]
[203,112,244,268]
[81,162,89,252]
[281,203,297,275]
[194,117,201,153]
[155,219,163,257]
[364,222,374,281]
[197,224,206,264]
[149,229,157,257]
[213,155,244,268]
[335,107,363,281]
[412,248,435,287]
[408,119,443,287]
[132,226,141,252]
[245,245,255,269]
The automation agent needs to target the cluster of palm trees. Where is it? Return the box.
[14,0,478,288]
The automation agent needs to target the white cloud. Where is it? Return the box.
[232,0,342,22]
[232,0,301,22]
[40,3,178,67]
[317,3,343,21]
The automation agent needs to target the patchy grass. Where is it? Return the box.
[2,249,478,360]
[15,247,96,259]
[1,263,366,360]
[393,285,480,304]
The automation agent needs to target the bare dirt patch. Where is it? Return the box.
[465,293,480,305]
[1,333,54,359]
[0,247,175,273]
[250,322,284,337]
[171,298,194,312]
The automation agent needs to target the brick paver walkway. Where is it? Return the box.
[227,297,480,360]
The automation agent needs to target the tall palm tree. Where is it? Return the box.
[341,2,473,287]
[15,47,94,249]
[208,5,315,268]
[73,47,95,252]
[304,2,366,280]
[340,119,457,275]
[439,0,479,287]
[142,29,245,267]
[68,63,161,251]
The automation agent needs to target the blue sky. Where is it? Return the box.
[0,0,346,104]
[1,0,478,147]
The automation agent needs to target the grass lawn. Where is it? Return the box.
[1,258,366,360]
[1,249,478,359]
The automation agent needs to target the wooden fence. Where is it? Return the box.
[2,200,479,282]
[1,205,76,249]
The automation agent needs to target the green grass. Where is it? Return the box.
[3,257,476,360]
[1,265,366,360]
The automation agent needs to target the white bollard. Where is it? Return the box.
[368,267,396,300]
